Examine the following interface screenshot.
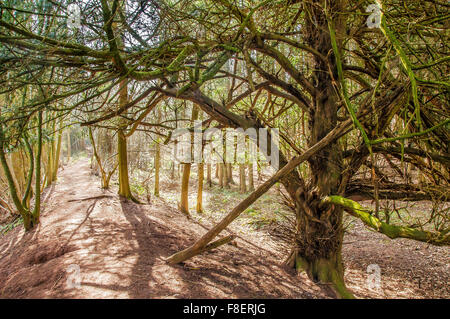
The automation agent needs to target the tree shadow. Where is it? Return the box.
[0,174,327,299]
[108,199,323,298]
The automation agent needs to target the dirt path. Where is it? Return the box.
[0,158,448,299]
[0,158,327,298]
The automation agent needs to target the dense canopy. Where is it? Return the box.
[0,0,448,298]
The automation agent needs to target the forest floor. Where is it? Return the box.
[0,158,448,299]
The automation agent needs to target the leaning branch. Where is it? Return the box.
[166,120,351,264]
[322,195,449,246]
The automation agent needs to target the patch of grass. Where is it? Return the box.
[0,216,23,236]
[130,181,147,196]
[247,215,276,230]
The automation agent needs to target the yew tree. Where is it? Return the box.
[0,0,448,297]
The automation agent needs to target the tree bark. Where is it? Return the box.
[154,108,162,197]
[239,164,246,193]
[154,141,160,197]
[196,163,204,213]
[207,163,212,187]
[215,163,219,179]
[180,163,191,216]
[118,128,133,200]
[66,129,71,163]
[180,105,199,215]
[226,163,235,184]
[52,120,63,181]
[218,163,224,188]
[248,163,255,191]
[286,0,353,298]
[166,120,350,265]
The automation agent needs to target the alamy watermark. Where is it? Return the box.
[67,4,81,29]
[66,3,382,30]
[366,264,382,292]
[366,2,382,29]
[171,123,280,170]
[66,264,81,289]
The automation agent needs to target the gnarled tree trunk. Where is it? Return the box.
[286,0,352,298]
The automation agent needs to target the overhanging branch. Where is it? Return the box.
[322,195,449,246]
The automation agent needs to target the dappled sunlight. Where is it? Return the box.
[0,0,448,300]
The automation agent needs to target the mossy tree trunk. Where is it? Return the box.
[117,127,133,199]
[22,135,34,210]
[0,111,42,231]
[45,144,53,187]
[6,152,23,201]
[52,119,63,182]
[66,129,71,163]
[32,110,43,227]
[286,0,353,298]
[45,116,57,187]
[116,78,137,201]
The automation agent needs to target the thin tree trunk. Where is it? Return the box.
[166,121,349,265]
[89,127,108,188]
[223,163,230,188]
[116,76,137,201]
[22,136,34,210]
[170,161,175,180]
[223,132,230,188]
[257,161,262,181]
[218,163,224,188]
[118,128,134,200]
[239,164,246,193]
[0,110,43,231]
[180,163,191,216]
[45,141,54,187]
[32,111,43,226]
[113,3,135,202]
[207,163,212,187]
[248,163,255,191]
[154,108,161,197]
[66,129,71,163]
[0,130,30,229]
[180,105,199,215]
[52,121,63,181]
[226,163,235,184]
[6,153,23,200]
[196,163,204,213]
[154,140,160,197]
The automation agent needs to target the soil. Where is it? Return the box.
[0,158,448,298]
